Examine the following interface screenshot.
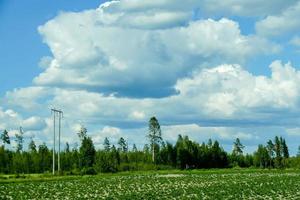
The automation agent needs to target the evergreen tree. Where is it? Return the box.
[244,154,254,167]
[111,145,120,166]
[1,129,10,147]
[147,116,162,163]
[232,138,244,155]
[274,136,282,168]
[207,138,213,148]
[104,137,111,152]
[118,137,128,152]
[166,142,177,166]
[176,135,195,169]
[77,126,87,141]
[62,142,72,171]
[143,144,150,153]
[76,125,96,169]
[0,146,10,173]
[254,144,269,168]
[71,146,80,169]
[15,127,24,152]
[38,143,51,173]
[143,144,151,163]
[65,142,70,153]
[79,136,96,168]
[175,135,188,169]
[281,139,289,159]
[280,138,289,168]
[212,141,221,167]
[266,140,274,167]
[132,144,138,152]
[28,138,37,153]
[28,138,38,173]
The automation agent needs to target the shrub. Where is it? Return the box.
[81,167,97,175]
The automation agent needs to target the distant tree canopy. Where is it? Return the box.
[253,136,290,169]
[0,117,297,175]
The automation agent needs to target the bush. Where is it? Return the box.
[65,169,80,176]
[14,174,26,179]
[119,163,134,171]
[81,167,97,175]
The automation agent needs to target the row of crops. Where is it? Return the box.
[1,170,300,199]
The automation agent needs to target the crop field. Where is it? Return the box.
[1,170,300,199]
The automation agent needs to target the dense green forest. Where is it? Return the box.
[1,117,300,175]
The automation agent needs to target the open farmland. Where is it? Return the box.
[1,169,300,199]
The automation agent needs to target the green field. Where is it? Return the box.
[1,169,300,199]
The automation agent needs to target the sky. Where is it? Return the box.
[1,0,300,155]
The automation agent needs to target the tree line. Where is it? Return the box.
[1,117,300,175]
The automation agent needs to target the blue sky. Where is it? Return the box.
[0,0,104,96]
[1,0,300,154]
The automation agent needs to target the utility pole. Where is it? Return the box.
[51,108,63,175]
[58,111,62,173]
[53,111,55,175]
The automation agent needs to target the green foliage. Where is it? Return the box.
[288,157,300,168]
[2,170,300,199]
[117,137,128,153]
[132,144,138,152]
[232,138,244,155]
[274,136,282,167]
[148,116,162,163]
[174,135,228,169]
[38,143,51,173]
[0,146,12,173]
[77,126,87,141]
[103,137,110,152]
[28,139,37,153]
[0,120,296,175]
[1,129,10,146]
[15,127,24,152]
[253,144,270,168]
[95,151,119,173]
[251,136,290,169]
[282,139,289,158]
[81,167,97,175]
[79,137,96,168]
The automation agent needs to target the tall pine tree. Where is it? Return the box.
[147,117,162,163]
[1,130,10,148]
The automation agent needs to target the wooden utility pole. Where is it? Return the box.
[52,111,55,175]
[51,108,63,175]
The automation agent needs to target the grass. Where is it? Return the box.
[1,169,300,199]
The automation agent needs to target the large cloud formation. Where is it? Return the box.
[34,1,279,97]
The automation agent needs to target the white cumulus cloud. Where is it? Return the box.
[256,1,300,37]
[33,1,279,97]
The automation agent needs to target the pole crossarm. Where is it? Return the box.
[51,108,63,115]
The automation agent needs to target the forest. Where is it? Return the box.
[1,117,300,175]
